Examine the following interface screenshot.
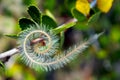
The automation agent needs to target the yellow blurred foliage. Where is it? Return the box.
[75,0,113,15]
[75,0,90,16]
[97,0,114,13]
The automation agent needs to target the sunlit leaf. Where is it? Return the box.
[23,0,37,6]
[97,0,114,13]
[43,0,56,11]
[110,26,120,42]
[52,21,76,34]
[97,50,107,59]
[6,64,22,77]
[45,10,56,21]
[75,0,90,16]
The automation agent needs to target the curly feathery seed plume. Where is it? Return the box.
[18,24,103,71]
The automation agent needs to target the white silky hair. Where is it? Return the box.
[18,24,103,71]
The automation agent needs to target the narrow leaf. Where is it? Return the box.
[60,31,65,48]
[72,8,87,22]
[19,18,36,30]
[5,34,18,39]
[87,12,101,25]
[28,6,42,24]
[42,15,57,28]
[0,61,4,68]
[52,21,76,34]
[45,10,56,21]
[0,61,4,75]
[75,22,88,30]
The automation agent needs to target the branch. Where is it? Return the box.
[0,48,19,59]
[0,38,46,59]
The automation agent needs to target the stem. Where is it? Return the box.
[0,48,19,59]
[0,18,77,59]
[0,37,46,59]
[31,38,44,45]
[52,18,77,34]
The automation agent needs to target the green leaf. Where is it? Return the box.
[42,15,57,28]
[0,61,4,68]
[23,0,37,6]
[60,31,65,48]
[0,61,5,74]
[52,21,76,34]
[28,6,42,25]
[75,22,88,30]
[97,50,107,59]
[110,26,120,42]
[65,0,76,11]
[43,0,56,11]
[45,10,56,21]
[19,18,36,30]
[71,8,87,22]
[87,12,101,25]
[5,34,18,39]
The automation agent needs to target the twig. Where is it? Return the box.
[0,38,46,59]
[0,36,47,59]
[0,48,19,59]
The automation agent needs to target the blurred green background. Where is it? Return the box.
[0,0,120,80]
